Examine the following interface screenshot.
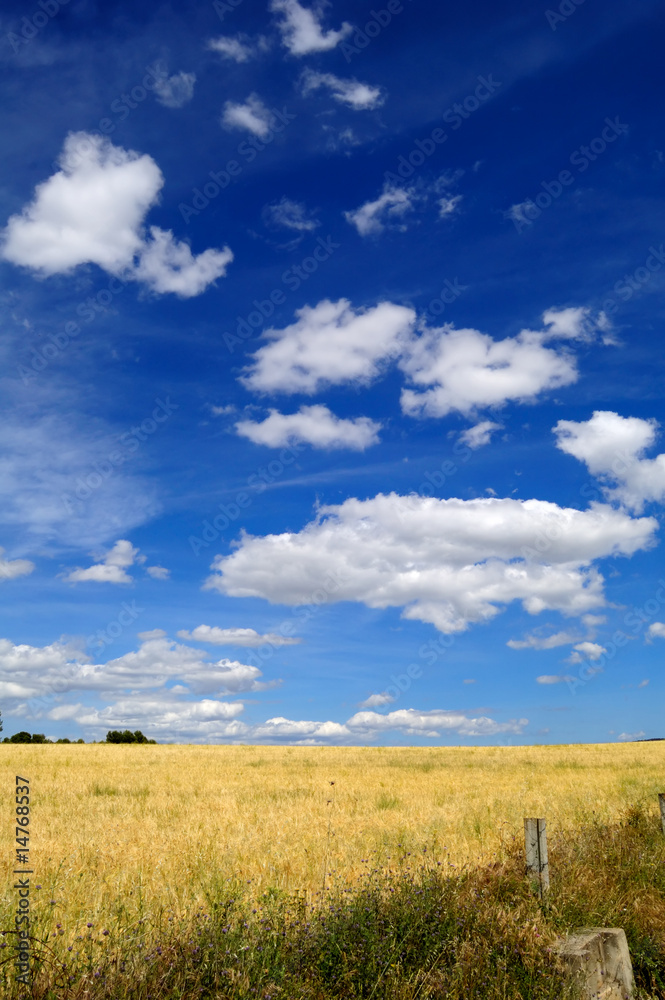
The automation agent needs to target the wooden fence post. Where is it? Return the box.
[659,794,665,834]
[524,817,549,898]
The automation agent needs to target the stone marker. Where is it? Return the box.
[556,927,634,999]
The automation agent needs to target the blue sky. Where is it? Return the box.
[0,0,664,744]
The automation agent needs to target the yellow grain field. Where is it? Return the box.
[1,742,663,939]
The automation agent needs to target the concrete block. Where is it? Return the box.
[556,927,634,999]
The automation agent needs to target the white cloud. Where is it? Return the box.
[264,197,319,232]
[207,34,268,62]
[459,421,502,450]
[0,414,160,549]
[246,706,525,742]
[542,306,594,341]
[221,94,276,137]
[241,298,415,395]
[358,692,396,708]
[133,226,233,297]
[508,630,582,651]
[582,613,607,627]
[536,674,572,684]
[346,708,528,738]
[344,184,414,237]
[50,694,247,741]
[0,133,231,297]
[152,69,196,108]
[617,731,646,742]
[647,622,665,640]
[270,0,352,55]
[204,492,656,634]
[0,548,34,581]
[64,539,140,584]
[438,194,463,218]
[554,410,665,512]
[176,625,300,647]
[301,70,384,110]
[235,405,382,450]
[569,640,607,661]
[400,315,580,419]
[251,716,351,740]
[0,633,272,707]
[146,565,170,580]
[638,679,649,688]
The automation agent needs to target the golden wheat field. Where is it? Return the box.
[1,742,663,939]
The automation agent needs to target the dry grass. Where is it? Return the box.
[1,741,664,940]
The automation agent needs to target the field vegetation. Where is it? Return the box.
[1,742,664,998]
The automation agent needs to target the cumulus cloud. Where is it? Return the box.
[568,640,607,662]
[508,630,583,651]
[152,69,196,108]
[459,421,502,450]
[399,315,581,419]
[263,196,319,232]
[49,694,247,741]
[241,299,415,395]
[176,625,300,647]
[207,34,268,61]
[346,708,528,738]
[617,730,646,742]
[0,548,34,581]
[235,405,382,450]
[0,632,272,715]
[134,226,233,296]
[270,0,352,55]
[536,674,573,684]
[358,692,396,709]
[204,492,656,634]
[344,184,414,237]
[301,70,384,110]
[647,622,665,640]
[541,306,595,341]
[221,94,276,137]
[64,539,140,584]
[146,565,170,580]
[554,410,665,512]
[244,706,526,742]
[0,133,232,297]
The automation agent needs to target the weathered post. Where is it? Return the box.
[524,817,549,897]
[659,793,665,834]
